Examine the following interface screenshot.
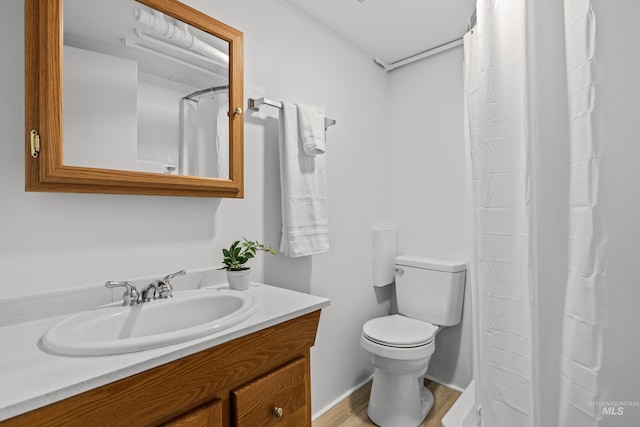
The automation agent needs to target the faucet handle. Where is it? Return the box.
[105,281,140,306]
[163,270,186,283]
[158,270,185,299]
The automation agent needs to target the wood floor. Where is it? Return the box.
[313,379,461,427]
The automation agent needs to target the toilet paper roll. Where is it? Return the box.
[372,226,397,287]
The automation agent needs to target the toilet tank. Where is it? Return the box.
[395,255,466,326]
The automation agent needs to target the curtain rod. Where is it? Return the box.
[183,85,229,101]
[374,37,464,72]
[247,97,337,129]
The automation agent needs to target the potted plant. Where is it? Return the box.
[220,238,277,290]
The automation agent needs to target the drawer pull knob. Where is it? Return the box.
[272,407,284,418]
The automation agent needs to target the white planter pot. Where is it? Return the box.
[226,269,252,291]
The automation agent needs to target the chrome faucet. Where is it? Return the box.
[105,270,186,305]
[141,282,159,302]
[157,270,186,299]
[105,281,141,307]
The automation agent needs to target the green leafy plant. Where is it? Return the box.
[220,238,277,271]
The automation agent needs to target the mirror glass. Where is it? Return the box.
[63,0,230,179]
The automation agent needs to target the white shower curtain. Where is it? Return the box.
[179,91,229,178]
[464,0,640,426]
[559,0,640,426]
[464,1,537,426]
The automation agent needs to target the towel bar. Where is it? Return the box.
[247,97,336,129]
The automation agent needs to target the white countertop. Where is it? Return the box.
[0,282,329,422]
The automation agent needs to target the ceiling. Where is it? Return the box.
[281,0,476,65]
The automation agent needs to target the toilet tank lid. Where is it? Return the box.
[395,255,466,272]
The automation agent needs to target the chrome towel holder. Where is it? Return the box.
[247,97,336,129]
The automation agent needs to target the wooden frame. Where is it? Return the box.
[25,0,244,198]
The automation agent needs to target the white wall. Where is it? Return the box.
[387,47,473,390]
[63,46,138,171]
[1,0,219,297]
[137,81,182,168]
[1,0,393,416]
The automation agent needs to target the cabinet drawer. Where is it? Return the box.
[163,400,222,427]
[232,357,309,427]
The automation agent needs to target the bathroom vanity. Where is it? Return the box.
[0,283,329,426]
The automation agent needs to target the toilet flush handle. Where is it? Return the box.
[393,267,404,276]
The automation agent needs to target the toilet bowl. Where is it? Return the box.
[361,256,466,427]
[361,314,438,427]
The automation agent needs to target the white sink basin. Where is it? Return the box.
[43,289,256,356]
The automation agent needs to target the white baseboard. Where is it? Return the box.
[312,375,374,421]
[425,374,465,393]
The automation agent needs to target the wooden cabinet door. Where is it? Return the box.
[163,400,222,427]
[232,357,309,427]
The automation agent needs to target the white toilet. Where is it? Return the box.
[361,255,466,427]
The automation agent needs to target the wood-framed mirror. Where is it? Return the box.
[25,0,244,197]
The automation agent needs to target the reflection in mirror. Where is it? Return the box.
[63,0,230,179]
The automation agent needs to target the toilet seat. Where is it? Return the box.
[362,314,435,348]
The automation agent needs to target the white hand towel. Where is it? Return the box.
[296,103,326,156]
[279,102,330,257]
